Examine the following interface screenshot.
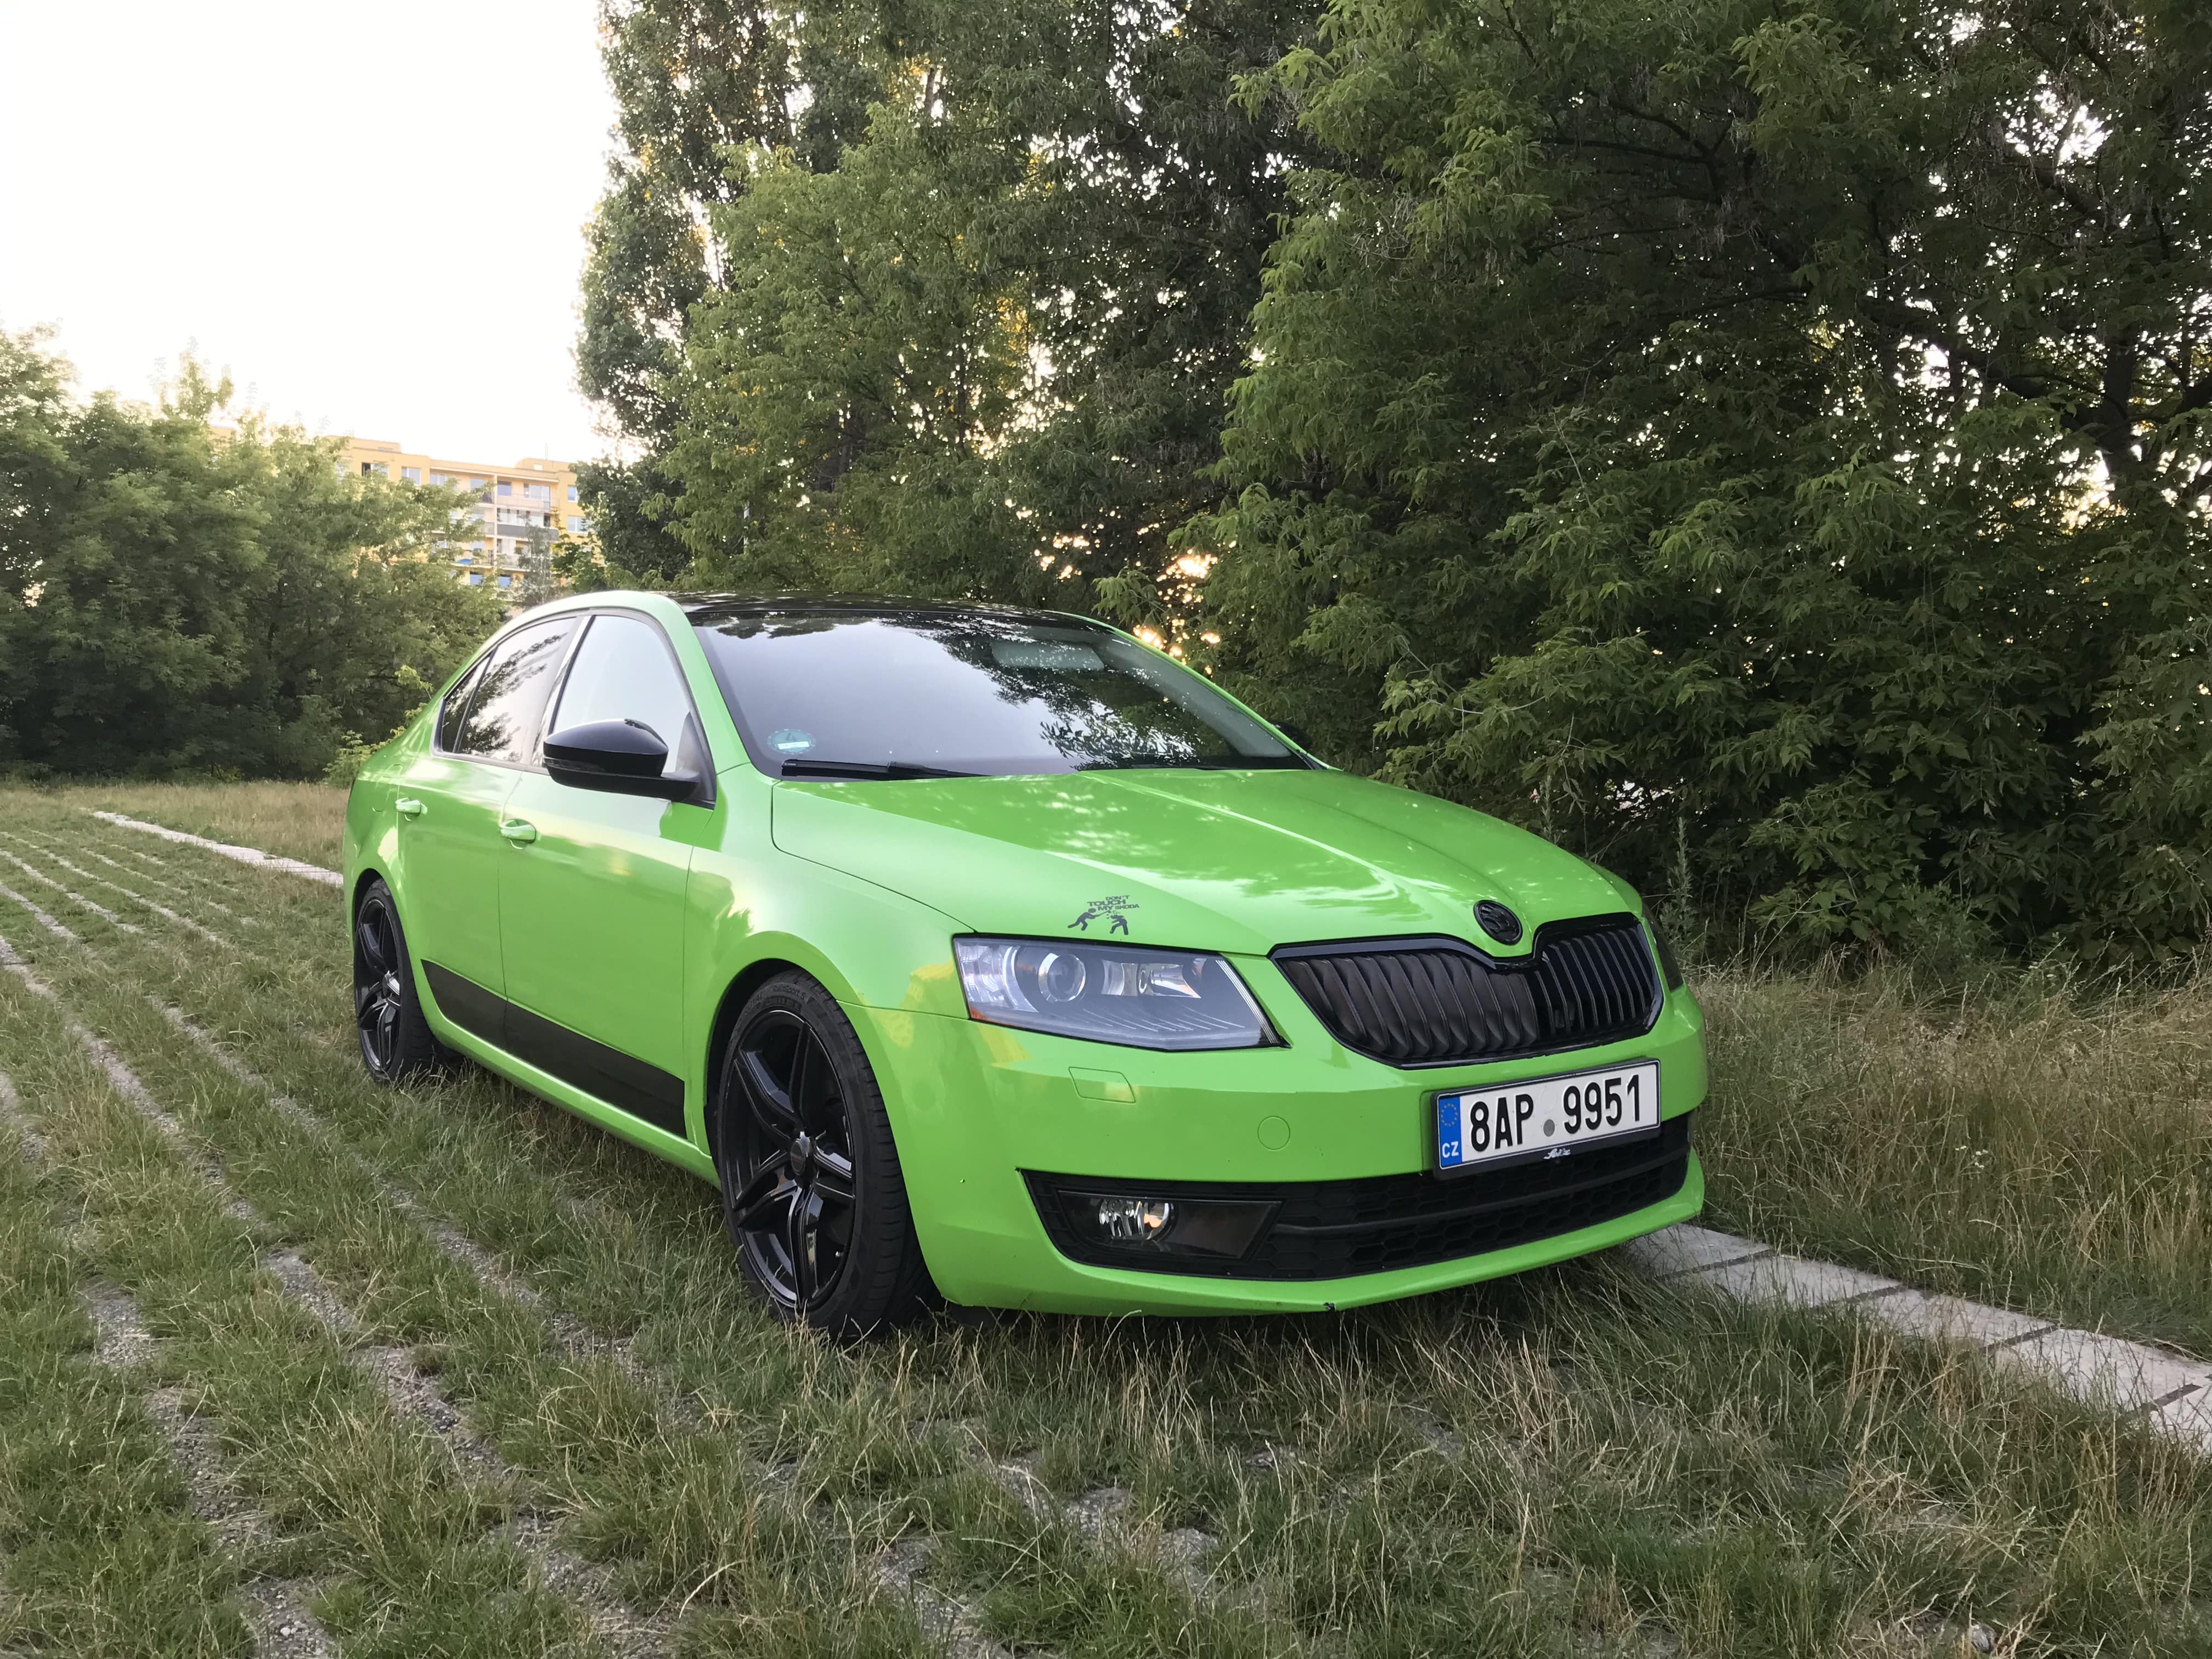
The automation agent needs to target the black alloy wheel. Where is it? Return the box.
[351,878,448,1083]
[726,1006,857,1310]
[715,972,932,1332]
[356,899,406,1071]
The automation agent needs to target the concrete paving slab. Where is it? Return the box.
[1855,1289,2056,1350]
[1632,1236,2212,1459]
[1618,1223,1769,1279]
[2147,1389,2212,1457]
[1994,1328,2212,1415]
[1692,1252,1905,1309]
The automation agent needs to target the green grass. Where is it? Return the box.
[1699,963,2212,1358]
[0,961,604,1658]
[10,781,349,868]
[1,783,2208,1657]
[0,1084,249,1657]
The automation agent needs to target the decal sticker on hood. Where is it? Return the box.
[1069,895,1137,935]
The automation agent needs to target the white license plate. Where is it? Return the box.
[1434,1060,1660,1173]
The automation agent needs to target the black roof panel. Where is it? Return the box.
[673,592,1104,629]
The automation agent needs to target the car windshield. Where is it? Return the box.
[693,608,1306,778]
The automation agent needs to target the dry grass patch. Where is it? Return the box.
[22,781,349,868]
[1697,963,2212,1357]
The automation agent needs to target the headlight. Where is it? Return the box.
[953,936,1276,1051]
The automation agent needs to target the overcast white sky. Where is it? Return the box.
[0,0,618,466]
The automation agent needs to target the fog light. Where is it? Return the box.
[1096,1195,1175,1242]
[1052,1186,1280,1261]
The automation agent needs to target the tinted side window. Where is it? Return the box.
[436,658,485,752]
[551,614,696,774]
[454,618,578,762]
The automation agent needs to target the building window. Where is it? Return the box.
[568,515,584,532]
[498,574,512,588]
[467,573,484,585]
[496,481,512,496]
[456,554,473,565]
[525,482,551,502]
[402,466,421,484]
[567,486,578,503]
[361,461,389,478]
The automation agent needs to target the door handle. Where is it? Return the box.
[499,818,539,846]
[395,797,426,820]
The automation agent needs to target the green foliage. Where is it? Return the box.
[573,0,2212,959]
[577,0,835,574]
[1198,0,2212,958]
[586,0,1309,630]
[0,331,503,780]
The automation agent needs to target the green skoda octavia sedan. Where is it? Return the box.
[344,592,1707,1330]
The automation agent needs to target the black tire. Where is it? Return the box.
[352,877,452,1084]
[713,970,932,1334]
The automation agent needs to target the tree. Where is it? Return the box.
[585,0,1311,633]
[1196,0,2212,956]
[576,0,833,577]
[0,333,502,778]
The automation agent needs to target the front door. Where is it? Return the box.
[497,611,705,1139]
[397,614,579,1026]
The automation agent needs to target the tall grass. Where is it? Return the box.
[1697,959,2212,1356]
[26,782,348,868]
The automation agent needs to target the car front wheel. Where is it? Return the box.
[714,970,932,1333]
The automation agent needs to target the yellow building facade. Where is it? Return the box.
[338,437,590,597]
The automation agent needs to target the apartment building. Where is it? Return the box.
[339,437,591,596]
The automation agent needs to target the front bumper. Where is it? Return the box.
[850,966,1708,1314]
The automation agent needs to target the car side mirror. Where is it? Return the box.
[544,718,714,806]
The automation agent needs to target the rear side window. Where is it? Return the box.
[550,613,696,773]
[436,658,486,752]
[453,617,579,762]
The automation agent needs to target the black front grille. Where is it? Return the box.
[1273,914,1662,1068]
[1026,1113,1692,1280]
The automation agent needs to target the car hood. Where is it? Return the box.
[768,767,1633,956]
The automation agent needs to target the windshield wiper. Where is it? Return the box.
[775,759,983,780]
[1077,755,1310,772]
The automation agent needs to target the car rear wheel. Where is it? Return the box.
[714,971,931,1333]
[353,877,451,1083]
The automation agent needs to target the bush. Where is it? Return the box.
[0,331,501,781]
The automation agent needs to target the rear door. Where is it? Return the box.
[496,609,706,1139]
[393,614,580,1031]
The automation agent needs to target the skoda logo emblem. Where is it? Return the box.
[1474,899,1523,945]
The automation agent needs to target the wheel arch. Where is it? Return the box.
[349,865,387,923]
[701,955,806,1166]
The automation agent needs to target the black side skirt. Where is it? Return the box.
[422,962,687,1140]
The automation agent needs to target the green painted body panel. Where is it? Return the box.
[843,992,1706,1311]
[345,590,1709,1315]
[387,747,516,994]
[768,767,1628,953]
[498,771,698,1081]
